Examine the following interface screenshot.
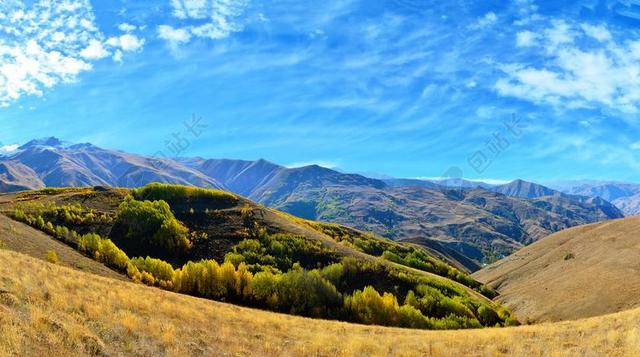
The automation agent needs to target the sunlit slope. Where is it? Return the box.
[0,212,123,280]
[0,186,509,331]
[0,249,638,356]
[474,217,640,322]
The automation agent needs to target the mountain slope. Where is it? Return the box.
[492,179,557,198]
[553,181,640,216]
[4,138,225,189]
[0,213,123,280]
[1,248,639,356]
[0,161,44,192]
[613,193,640,215]
[473,217,640,322]
[559,182,640,202]
[264,184,623,269]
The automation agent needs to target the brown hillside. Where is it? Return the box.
[0,212,123,281]
[473,217,640,322]
[1,249,639,356]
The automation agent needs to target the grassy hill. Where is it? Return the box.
[0,184,512,330]
[473,216,640,322]
[1,248,639,356]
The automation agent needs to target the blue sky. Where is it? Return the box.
[2,0,640,182]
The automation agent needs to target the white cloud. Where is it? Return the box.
[80,39,109,59]
[471,12,497,29]
[516,30,539,47]
[581,24,611,42]
[158,25,192,45]
[0,0,146,107]
[495,20,640,112]
[107,34,145,52]
[158,0,250,46]
[112,49,123,63]
[543,19,575,48]
[118,22,137,32]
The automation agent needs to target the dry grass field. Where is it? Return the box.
[1,248,639,357]
[474,216,640,322]
[0,213,123,280]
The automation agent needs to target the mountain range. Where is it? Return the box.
[550,181,640,216]
[0,137,625,271]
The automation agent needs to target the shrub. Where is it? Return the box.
[505,317,521,326]
[226,231,338,273]
[252,269,342,317]
[173,259,253,301]
[344,286,402,326]
[477,305,500,326]
[77,233,130,271]
[45,250,59,264]
[131,183,237,202]
[132,257,175,285]
[398,304,433,329]
[319,263,344,286]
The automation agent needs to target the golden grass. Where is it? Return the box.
[0,249,639,356]
[474,216,640,322]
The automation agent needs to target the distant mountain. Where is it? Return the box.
[0,161,43,192]
[0,137,624,270]
[0,137,224,190]
[560,182,640,202]
[612,193,640,215]
[492,179,558,198]
[431,178,495,189]
[384,177,494,189]
[383,178,441,189]
[550,181,640,216]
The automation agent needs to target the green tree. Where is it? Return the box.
[114,197,190,261]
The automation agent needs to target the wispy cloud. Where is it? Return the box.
[495,19,640,113]
[158,0,251,47]
[470,12,498,29]
[0,0,145,107]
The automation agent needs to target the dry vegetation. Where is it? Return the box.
[0,213,123,280]
[1,249,639,356]
[474,216,640,322]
